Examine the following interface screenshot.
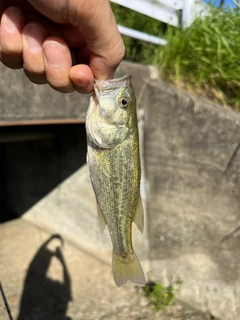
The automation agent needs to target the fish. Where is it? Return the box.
[85,74,146,287]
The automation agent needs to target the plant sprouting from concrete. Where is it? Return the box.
[143,278,183,310]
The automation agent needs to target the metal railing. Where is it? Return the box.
[111,0,206,45]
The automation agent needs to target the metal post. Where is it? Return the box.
[181,0,196,28]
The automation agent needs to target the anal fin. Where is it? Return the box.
[133,196,144,233]
[97,202,106,233]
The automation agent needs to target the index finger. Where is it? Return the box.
[27,0,125,80]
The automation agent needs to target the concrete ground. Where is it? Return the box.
[0,219,213,320]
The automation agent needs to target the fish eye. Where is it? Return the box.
[119,97,130,108]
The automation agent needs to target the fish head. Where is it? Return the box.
[94,75,135,126]
[86,75,137,149]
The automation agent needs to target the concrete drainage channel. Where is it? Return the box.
[1,61,240,319]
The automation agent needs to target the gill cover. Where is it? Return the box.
[86,75,134,149]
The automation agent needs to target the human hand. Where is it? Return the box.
[0,0,125,93]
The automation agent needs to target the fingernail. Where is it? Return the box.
[43,42,66,67]
[24,24,45,53]
[4,7,22,33]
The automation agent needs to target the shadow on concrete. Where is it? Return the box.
[17,234,72,320]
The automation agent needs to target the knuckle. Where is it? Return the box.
[108,38,125,67]
[47,77,74,93]
[24,70,47,84]
[51,85,75,94]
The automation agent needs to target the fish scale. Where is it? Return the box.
[86,75,145,287]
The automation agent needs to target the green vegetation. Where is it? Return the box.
[143,278,183,310]
[111,3,240,109]
[111,3,165,64]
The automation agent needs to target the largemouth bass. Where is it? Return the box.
[86,75,145,287]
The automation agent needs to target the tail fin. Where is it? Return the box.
[112,251,146,287]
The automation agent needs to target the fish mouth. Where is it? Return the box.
[94,74,132,94]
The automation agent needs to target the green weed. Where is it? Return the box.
[143,278,183,310]
[111,3,240,109]
[110,2,164,64]
[158,7,240,109]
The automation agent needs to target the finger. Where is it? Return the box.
[22,23,47,84]
[89,36,125,81]
[42,37,74,93]
[27,0,125,79]
[75,0,125,80]
[69,64,94,94]
[0,1,16,18]
[0,6,24,69]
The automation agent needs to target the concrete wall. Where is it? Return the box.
[140,76,240,319]
[0,64,89,123]
[1,61,240,319]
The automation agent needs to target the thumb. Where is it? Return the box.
[27,0,125,80]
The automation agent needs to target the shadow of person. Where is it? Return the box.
[17,234,72,320]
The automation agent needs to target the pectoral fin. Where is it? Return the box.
[133,196,144,233]
[97,202,107,233]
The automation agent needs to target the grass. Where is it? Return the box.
[111,3,240,109]
[158,6,240,109]
[143,278,183,310]
[111,2,165,64]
